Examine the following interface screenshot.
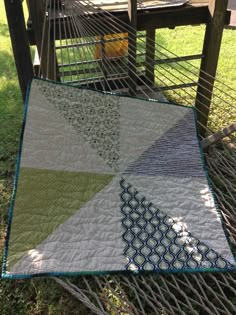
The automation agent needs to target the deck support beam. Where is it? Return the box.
[145,28,156,85]
[4,0,33,101]
[128,0,137,95]
[195,0,228,136]
[27,0,59,81]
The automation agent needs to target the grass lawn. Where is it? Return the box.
[0,2,236,314]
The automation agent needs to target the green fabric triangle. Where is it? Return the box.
[7,167,113,268]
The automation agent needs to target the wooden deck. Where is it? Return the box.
[72,0,209,12]
[27,0,231,43]
[228,0,236,27]
[76,0,191,12]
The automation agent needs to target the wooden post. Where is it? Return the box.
[145,28,156,84]
[128,0,137,95]
[201,123,236,149]
[100,34,109,90]
[195,0,228,136]
[4,0,34,101]
[27,0,59,81]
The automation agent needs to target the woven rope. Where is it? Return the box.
[32,1,236,313]
[52,136,236,315]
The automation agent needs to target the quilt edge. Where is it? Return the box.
[1,79,33,278]
[1,77,235,279]
[2,264,236,280]
[192,108,236,264]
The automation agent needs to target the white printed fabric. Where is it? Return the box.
[2,78,235,278]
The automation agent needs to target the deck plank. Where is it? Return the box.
[28,0,230,43]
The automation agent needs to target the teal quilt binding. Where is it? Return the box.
[1,77,236,279]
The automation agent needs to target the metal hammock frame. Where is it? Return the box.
[3,0,236,314]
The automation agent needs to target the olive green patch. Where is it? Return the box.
[8,167,114,269]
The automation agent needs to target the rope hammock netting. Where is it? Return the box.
[22,0,236,313]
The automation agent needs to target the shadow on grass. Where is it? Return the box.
[0,48,22,177]
[0,50,18,81]
[0,277,84,315]
[0,22,9,37]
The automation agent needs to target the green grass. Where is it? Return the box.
[0,3,24,271]
[154,26,236,131]
[0,1,236,314]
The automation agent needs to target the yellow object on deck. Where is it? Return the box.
[95,33,128,59]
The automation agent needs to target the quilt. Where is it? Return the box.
[2,78,236,278]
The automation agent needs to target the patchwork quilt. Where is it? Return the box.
[2,78,236,278]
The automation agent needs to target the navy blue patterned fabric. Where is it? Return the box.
[123,112,204,177]
[120,179,233,272]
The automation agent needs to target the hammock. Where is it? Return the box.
[4,0,236,313]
